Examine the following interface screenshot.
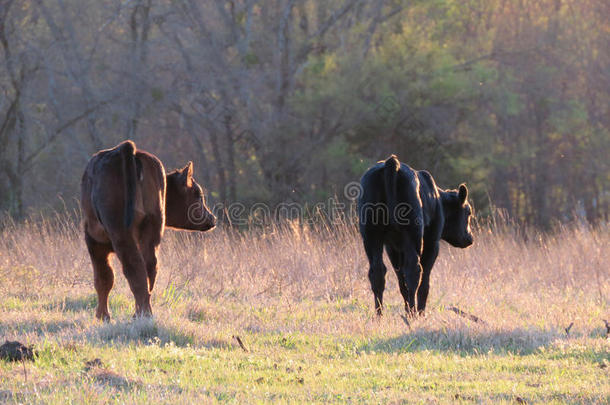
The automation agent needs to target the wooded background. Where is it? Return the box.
[1,0,608,228]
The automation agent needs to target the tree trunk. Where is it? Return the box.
[224,113,237,202]
[209,129,227,204]
[126,0,152,140]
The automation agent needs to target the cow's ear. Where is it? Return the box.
[180,161,193,187]
[185,161,193,178]
[458,184,468,204]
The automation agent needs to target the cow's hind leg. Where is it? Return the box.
[362,228,387,316]
[85,232,114,321]
[139,216,162,293]
[113,235,152,317]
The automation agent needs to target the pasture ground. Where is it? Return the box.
[0,216,608,403]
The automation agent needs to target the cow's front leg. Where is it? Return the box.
[400,247,422,316]
[387,246,411,315]
[417,240,439,314]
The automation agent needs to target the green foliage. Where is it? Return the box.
[151,88,164,102]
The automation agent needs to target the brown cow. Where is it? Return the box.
[81,140,216,320]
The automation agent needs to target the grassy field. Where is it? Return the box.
[0,215,608,403]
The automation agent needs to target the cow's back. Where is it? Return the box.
[359,162,424,247]
[81,144,165,243]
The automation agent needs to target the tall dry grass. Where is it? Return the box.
[0,213,608,353]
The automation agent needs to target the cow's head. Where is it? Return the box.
[165,162,216,231]
[441,184,474,248]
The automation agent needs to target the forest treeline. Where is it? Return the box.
[1,0,608,228]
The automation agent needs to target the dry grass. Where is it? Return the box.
[0,214,608,403]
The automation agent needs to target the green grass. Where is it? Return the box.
[0,300,607,404]
[0,218,608,403]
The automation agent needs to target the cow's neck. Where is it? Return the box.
[438,189,454,236]
[438,189,454,209]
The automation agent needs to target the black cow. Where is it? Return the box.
[358,155,474,317]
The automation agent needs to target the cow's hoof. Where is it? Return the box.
[96,313,111,322]
[132,311,153,320]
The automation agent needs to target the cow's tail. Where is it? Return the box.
[384,155,400,225]
[120,140,137,228]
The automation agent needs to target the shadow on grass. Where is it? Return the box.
[0,318,86,336]
[91,317,192,347]
[87,368,142,390]
[91,317,232,350]
[43,295,98,313]
[360,327,565,356]
[42,293,133,316]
